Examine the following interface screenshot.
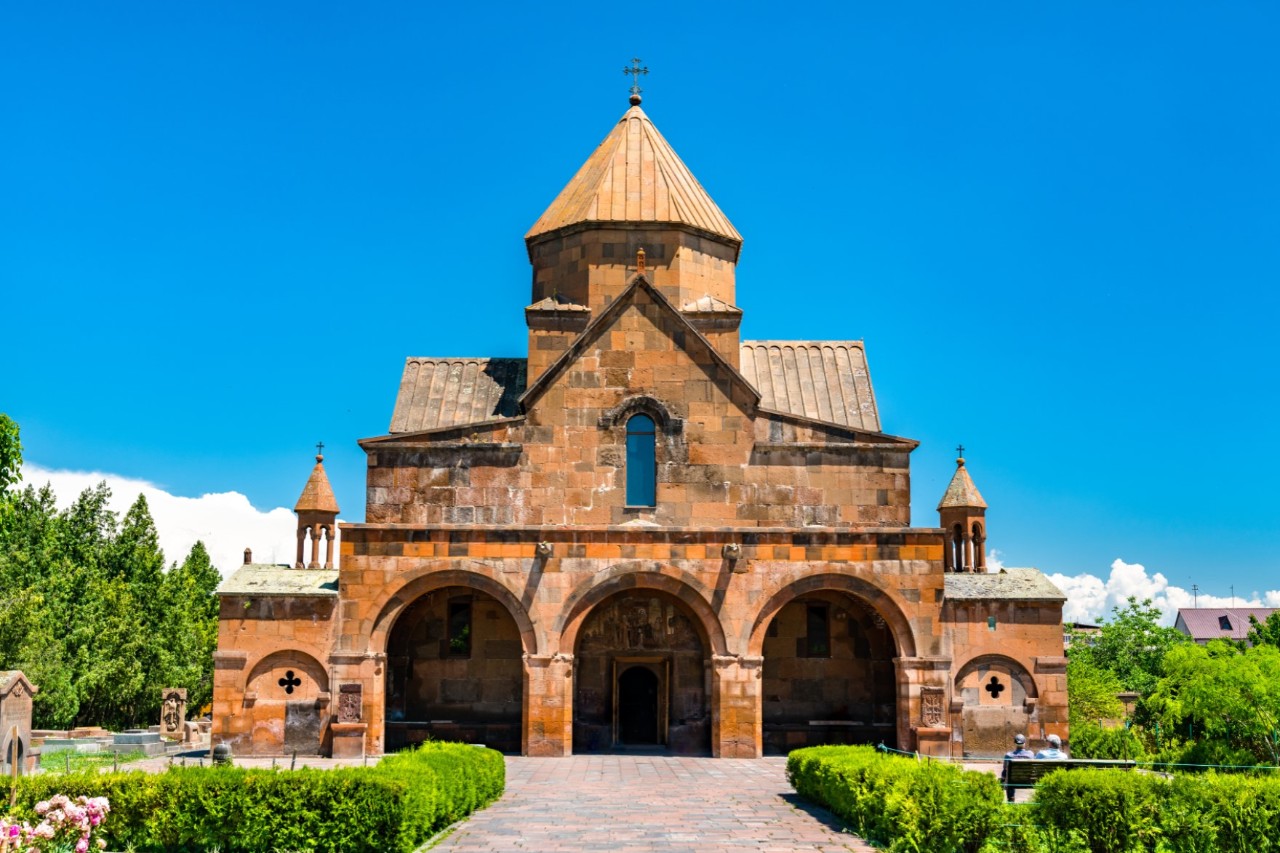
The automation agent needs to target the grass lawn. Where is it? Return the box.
[40,750,146,774]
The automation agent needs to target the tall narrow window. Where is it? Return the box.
[805,604,830,658]
[626,414,656,506]
[447,598,472,658]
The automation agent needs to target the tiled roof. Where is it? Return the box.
[1175,608,1275,642]
[739,341,880,431]
[218,565,339,597]
[294,455,339,513]
[389,358,526,433]
[526,104,741,247]
[938,459,988,510]
[945,569,1066,602]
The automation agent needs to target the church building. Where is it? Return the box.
[213,90,1068,760]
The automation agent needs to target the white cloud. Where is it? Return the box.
[1049,558,1280,626]
[985,549,1005,571]
[19,463,314,577]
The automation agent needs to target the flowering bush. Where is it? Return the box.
[0,794,110,853]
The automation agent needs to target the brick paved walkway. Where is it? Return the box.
[431,755,873,853]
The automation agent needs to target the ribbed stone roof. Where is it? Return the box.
[390,358,526,433]
[937,458,987,511]
[739,341,881,431]
[294,455,339,514]
[526,104,741,246]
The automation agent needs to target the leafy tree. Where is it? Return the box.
[1244,611,1280,649]
[0,414,20,494]
[1149,640,1280,766]
[1067,654,1124,728]
[1069,597,1188,696]
[162,541,222,711]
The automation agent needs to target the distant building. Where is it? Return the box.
[1174,608,1275,645]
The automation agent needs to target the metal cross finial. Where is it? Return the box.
[316,441,324,457]
[956,444,965,458]
[623,57,648,98]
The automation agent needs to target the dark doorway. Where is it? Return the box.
[618,666,660,744]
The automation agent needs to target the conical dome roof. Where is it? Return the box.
[937,458,987,511]
[295,455,339,514]
[526,103,741,248]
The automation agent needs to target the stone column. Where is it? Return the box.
[710,654,762,758]
[524,654,573,756]
[894,656,954,758]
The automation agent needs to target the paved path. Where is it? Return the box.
[432,755,874,853]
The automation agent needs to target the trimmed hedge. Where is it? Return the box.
[787,745,1005,853]
[4,742,504,853]
[1035,768,1280,853]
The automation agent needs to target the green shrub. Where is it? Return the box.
[788,745,1004,853]
[1035,769,1165,853]
[3,742,504,853]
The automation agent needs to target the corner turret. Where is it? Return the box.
[294,450,339,569]
[937,451,988,572]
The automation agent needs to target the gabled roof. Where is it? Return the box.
[739,341,881,432]
[519,272,760,413]
[945,569,1066,602]
[294,455,339,514]
[937,458,987,511]
[526,104,741,251]
[389,358,527,434]
[1175,608,1275,643]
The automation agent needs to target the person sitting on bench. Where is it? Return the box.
[1001,733,1034,802]
[1035,734,1066,759]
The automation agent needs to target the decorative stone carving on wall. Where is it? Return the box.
[337,684,362,723]
[921,687,945,727]
[160,688,187,738]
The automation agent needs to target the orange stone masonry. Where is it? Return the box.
[214,94,1067,760]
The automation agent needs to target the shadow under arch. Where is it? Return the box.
[746,573,918,659]
[367,567,539,658]
[954,652,1038,698]
[556,563,728,657]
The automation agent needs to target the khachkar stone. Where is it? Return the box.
[160,688,187,739]
[337,684,362,723]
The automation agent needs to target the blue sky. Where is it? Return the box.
[4,3,1278,620]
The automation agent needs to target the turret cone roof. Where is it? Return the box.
[526,102,741,249]
[937,458,987,511]
[294,455,340,514]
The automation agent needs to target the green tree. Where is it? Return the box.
[1244,611,1280,649]
[1149,640,1280,766]
[161,541,222,711]
[1070,597,1189,696]
[0,414,21,494]
[1067,653,1125,728]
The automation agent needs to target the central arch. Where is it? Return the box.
[569,586,714,754]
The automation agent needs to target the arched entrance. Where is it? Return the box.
[385,586,523,752]
[573,589,710,754]
[760,591,898,753]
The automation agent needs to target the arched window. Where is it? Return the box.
[626,414,656,507]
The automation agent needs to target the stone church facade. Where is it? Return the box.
[214,95,1068,760]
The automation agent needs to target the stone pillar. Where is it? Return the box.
[524,654,572,756]
[1034,656,1070,746]
[894,656,954,758]
[710,654,761,758]
[211,650,249,753]
[329,652,383,757]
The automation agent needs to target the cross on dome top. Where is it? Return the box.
[623,57,648,105]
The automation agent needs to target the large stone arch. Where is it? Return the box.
[953,653,1039,759]
[556,563,728,657]
[365,566,539,658]
[746,573,918,659]
[243,649,330,756]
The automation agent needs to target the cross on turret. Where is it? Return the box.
[623,57,648,104]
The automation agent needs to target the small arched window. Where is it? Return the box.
[625,414,657,507]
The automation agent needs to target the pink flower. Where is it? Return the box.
[75,838,88,853]
[32,803,48,817]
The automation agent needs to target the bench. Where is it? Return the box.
[1003,758,1137,794]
